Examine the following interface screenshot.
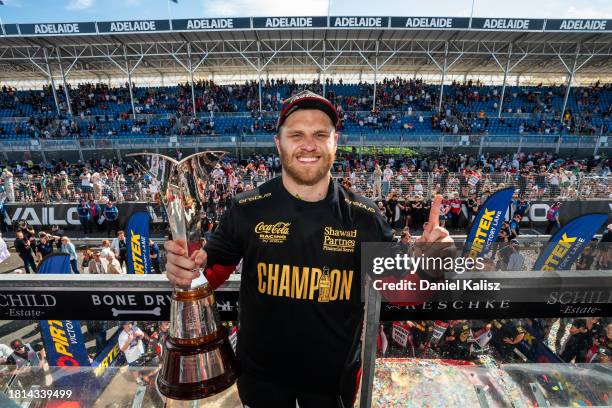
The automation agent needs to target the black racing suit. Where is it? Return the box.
[203,176,393,408]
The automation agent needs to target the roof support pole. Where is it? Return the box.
[187,42,197,116]
[322,40,326,97]
[56,49,73,118]
[43,48,61,117]
[258,71,262,113]
[257,41,262,114]
[560,43,580,127]
[372,41,379,111]
[437,42,449,113]
[123,45,137,121]
[497,43,512,119]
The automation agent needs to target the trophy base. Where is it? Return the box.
[157,331,241,401]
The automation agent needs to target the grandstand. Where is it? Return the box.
[0,16,611,163]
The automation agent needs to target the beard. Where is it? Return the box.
[279,144,334,186]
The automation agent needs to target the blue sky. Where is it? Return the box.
[1,0,611,23]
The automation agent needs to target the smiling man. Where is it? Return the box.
[164,90,452,408]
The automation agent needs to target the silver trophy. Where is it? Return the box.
[128,151,240,400]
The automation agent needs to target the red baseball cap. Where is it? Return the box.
[277,90,339,129]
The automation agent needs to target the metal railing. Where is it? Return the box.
[2,172,610,204]
[332,172,611,201]
[1,133,607,152]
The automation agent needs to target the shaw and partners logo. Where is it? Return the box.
[323,226,357,253]
[255,221,291,243]
[541,233,583,271]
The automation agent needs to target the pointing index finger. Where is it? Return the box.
[427,194,443,233]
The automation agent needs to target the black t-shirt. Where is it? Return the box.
[203,176,393,392]
[14,238,32,258]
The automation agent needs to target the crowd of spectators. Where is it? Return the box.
[379,317,612,365]
[0,151,609,211]
[1,150,611,375]
[1,79,611,140]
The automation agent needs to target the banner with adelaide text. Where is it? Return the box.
[126,211,151,274]
[533,213,608,271]
[463,187,515,259]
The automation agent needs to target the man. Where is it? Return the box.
[506,239,525,271]
[149,239,161,274]
[6,339,45,368]
[104,200,119,237]
[77,199,91,235]
[88,251,107,274]
[164,91,453,407]
[1,168,14,202]
[509,214,522,239]
[111,230,127,270]
[34,232,55,263]
[88,199,101,233]
[80,168,92,200]
[117,321,147,385]
[14,229,36,274]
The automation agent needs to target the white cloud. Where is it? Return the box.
[66,0,94,11]
[203,0,328,17]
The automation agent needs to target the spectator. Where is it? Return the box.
[149,239,161,274]
[0,200,7,233]
[88,250,107,274]
[88,199,101,233]
[100,239,113,258]
[118,321,147,385]
[111,230,127,269]
[560,317,601,363]
[60,236,80,274]
[105,252,123,274]
[506,240,525,271]
[373,164,382,199]
[545,201,562,234]
[77,199,91,235]
[34,232,55,263]
[6,339,45,368]
[509,214,522,239]
[0,233,9,264]
[382,164,393,197]
[1,168,15,202]
[80,168,92,200]
[14,229,36,274]
[0,342,12,364]
[86,321,108,355]
[103,200,119,237]
[81,249,93,273]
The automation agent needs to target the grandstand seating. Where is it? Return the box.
[0,81,610,140]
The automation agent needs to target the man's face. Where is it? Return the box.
[275,109,337,186]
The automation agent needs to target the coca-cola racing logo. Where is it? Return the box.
[255,221,291,244]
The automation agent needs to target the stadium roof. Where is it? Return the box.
[1,16,611,82]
